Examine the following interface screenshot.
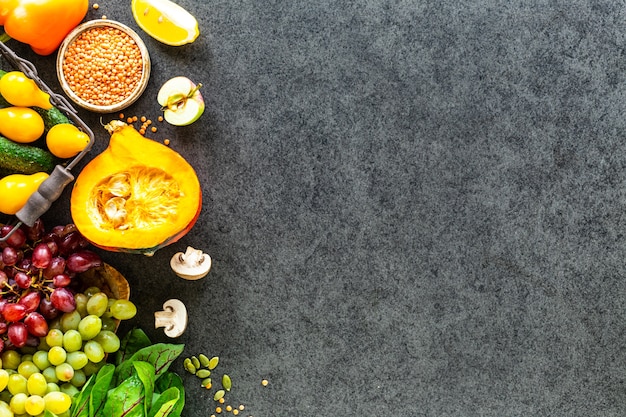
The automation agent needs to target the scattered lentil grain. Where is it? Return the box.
[158,115,164,122]
[151,126,157,132]
[218,397,225,404]
[226,405,232,412]
[164,139,170,145]
[93,3,99,9]
[239,405,244,411]
[233,410,239,416]
[215,407,222,414]
[261,379,268,386]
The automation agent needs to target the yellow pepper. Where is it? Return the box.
[0,0,89,56]
[0,172,48,214]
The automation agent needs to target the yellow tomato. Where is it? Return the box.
[0,107,45,143]
[46,123,90,158]
[0,172,49,214]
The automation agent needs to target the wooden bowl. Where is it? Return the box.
[78,263,130,301]
[56,19,151,113]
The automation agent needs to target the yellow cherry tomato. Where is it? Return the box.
[46,123,90,158]
[0,172,48,214]
[0,107,45,143]
[0,71,52,109]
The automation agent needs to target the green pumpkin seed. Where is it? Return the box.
[196,369,211,378]
[191,356,201,369]
[214,389,225,401]
[222,374,232,391]
[208,356,219,370]
[199,354,210,367]
[183,358,196,374]
[202,377,212,387]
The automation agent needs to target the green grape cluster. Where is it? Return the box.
[0,287,137,416]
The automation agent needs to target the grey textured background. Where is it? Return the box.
[3,0,626,415]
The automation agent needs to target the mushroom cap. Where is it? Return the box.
[170,246,211,280]
[154,298,188,337]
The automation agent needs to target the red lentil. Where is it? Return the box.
[158,116,164,122]
[151,126,157,132]
[93,3,99,9]
[164,139,170,145]
[226,405,232,412]
[62,26,143,107]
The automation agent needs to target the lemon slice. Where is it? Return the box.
[131,0,199,46]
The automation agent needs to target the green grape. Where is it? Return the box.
[24,394,45,416]
[46,382,60,393]
[0,400,11,417]
[82,360,104,377]
[60,310,81,332]
[78,315,102,340]
[27,373,48,396]
[1,350,21,370]
[44,391,72,414]
[32,351,51,371]
[0,392,9,405]
[66,352,88,370]
[47,346,67,366]
[74,293,89,318]
[17,361,39,378]
[0,369,9,392]
[83,287,101,297]
[9,392,27,415]
[86,292,108,317]
[62,329,83,353]
[7,373,28,395]
[93,330,120,353]
[59,382,79,398]
[70,369,86,387]
[20,354,33,363]
[42,367,59,385]
[110,299,137,320]
[83,341,105,363]
[48,316,62,330]
[45,329,64,348]
[55,363,74,382]
[37,337,50,351]
[100,316,118,331]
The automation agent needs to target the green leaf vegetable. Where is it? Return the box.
[70,328,185,417]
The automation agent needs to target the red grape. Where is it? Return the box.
[1,247,20,266]
[52,274,72,288]
[2,303,26,322]
[25,218,44,241]
[8,322,27,347]
[19,292,41,313]
[0,321,7,335]
[50,288,76,313]
[14,271,32,289]
[43,257,66,279]
[66,250,102,273]
[0,225,26,248]
[24,312,48,337]
[32,243,53,269]
[39,297,59,320]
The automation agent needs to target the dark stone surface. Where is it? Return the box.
[3,0,626,415]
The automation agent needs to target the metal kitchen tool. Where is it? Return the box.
[0,41,95,240]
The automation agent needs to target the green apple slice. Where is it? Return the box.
[157,76,205,126]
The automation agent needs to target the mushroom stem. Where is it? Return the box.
[154,299,188,337]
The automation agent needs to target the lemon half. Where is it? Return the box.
[131,0,199,46]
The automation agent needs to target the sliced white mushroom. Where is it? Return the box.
[170,246,212,280]
[154,299,188,338]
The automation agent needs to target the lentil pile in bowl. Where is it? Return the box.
[57,19,151,113]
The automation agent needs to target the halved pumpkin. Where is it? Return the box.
[70,121,201,256]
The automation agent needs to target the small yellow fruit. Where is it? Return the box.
[46,123,90,158]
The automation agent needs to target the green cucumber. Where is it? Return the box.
[0,136,55,175]
[34,106,72,131]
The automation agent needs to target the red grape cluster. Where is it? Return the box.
[0,220,102,351]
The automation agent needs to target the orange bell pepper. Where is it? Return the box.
[0,0,89,56]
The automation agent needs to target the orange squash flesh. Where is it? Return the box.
[70,121,201,255]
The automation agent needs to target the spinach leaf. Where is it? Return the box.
[155,372,185,417]
[90,363,115,417]
[116,343,184,382]
[116,327,153,365]
[148,387,181,417]
[101,374,145,417]
[133,361,156,417]
[70,363,114,417]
